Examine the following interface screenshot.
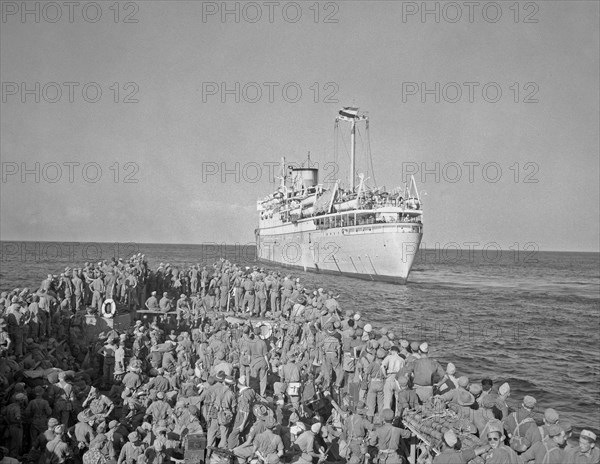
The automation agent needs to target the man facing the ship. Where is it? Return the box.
[242,276,255,314]
[158,293,171,313]
[145,292,159,311]
[405,342,445,403]
[281,276,294,318]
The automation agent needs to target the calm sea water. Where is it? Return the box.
[1,241,599,434]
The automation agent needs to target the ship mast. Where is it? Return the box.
[337,107,368,192]
[350,119,356,191]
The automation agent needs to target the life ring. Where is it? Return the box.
[259,323,272,340]
[101,299,117,318]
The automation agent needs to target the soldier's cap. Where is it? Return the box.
[381,409,394,422]
[215,371,226,382]
[457,389,476,407]
[523,395,536,408]
[355,402,367,415]
[48,418,60,427]
[457,376,469,388]
[128,431,139,442]
[295,421,307,432]
[78,409,96,423]
[482,393,500,409]
[581,430,597,442]
[498,382,510,396]
[548,424,563,437]
[253,404,269,418]
[224,375,235,385]
[544,408,559,424]
[558,420,572,434]
[290,424,303,435]
[419,342,429,353]
[444,429,458,447]
[486,420,504,435]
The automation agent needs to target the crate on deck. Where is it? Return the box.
[136,310,178,329]
[184,433,206,464]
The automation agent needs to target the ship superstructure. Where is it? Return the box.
[255,108,423,283]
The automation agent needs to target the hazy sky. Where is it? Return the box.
[1,1,598,252]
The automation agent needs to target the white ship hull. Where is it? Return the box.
[256,218,423,284]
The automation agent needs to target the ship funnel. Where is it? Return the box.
[291,167,318,188]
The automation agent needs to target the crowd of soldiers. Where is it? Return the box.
[0,254,598,464]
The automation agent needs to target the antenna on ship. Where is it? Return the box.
[336,107,368,192]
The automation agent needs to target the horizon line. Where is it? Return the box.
[0,239,598,254]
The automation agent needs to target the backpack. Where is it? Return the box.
[509,412,534,452]
[323,335,340,354]
[541,439,557,464]
[217,391,234,426]
[369,363,384,393]
[342,352,355,372]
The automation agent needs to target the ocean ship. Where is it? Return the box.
[255,108,423,284]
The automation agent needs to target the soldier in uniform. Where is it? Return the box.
[253,417,285,464]
[321,323,342,392]
[254,275,267,317]
[26,386,53,443]
[433,429,489,464]
[241,275,255,314]
[45,425,72,464]
[369,409,411,464]
[228,375,256,448]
